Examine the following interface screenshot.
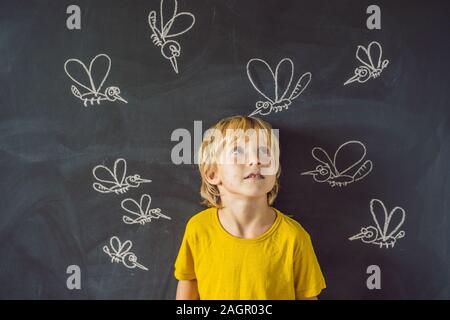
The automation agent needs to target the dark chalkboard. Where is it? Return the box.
[0,0,449,299]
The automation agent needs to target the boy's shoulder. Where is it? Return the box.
[185,207,215,231]
[275,208,312,242]
[183,206,312,244]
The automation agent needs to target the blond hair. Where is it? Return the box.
[198,115,281,208]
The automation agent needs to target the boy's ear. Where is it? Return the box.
[204,167,221,186]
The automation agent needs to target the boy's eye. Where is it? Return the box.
[231,146,244,154]
[258,146,270,156]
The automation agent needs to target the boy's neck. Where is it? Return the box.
[218,195,276,237]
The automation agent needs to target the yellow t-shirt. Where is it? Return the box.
[174,207,326,300]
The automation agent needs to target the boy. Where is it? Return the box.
[174,115,326,300]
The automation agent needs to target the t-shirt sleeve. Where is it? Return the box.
[174,221,196,280]
[293,233,326,299]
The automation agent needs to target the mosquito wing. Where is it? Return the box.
[366,41,384,70]
[311,147,338,176]
[92,162,121,192]
[384,206,406,239]
[289,72,312,100]
[369,199,389,239]
[139,194,153,215]
[64,58,95,93]
[160,0,195,39]
[334,141,368,176]
[163,13,195,38]
[113,158,127,185]
[356,44,377,72]
[247,59,276,103]
[121,198,144,217]
[274,58,294,102]
[110,236,133,255]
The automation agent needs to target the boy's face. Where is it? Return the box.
[208,130,278,201]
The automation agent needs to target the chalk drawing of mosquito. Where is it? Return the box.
[64,53,127,106]
[349,199,406,249]
[103,236,148,271]
[246,58,311,117]
[92,158,151,195]
[301,140,373,187]
[121,194,171,225]
[344,41,389,86]
[148,0,195,74]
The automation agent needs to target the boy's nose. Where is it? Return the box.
[247,149,261,166]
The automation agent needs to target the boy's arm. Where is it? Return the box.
[175,279,200,300]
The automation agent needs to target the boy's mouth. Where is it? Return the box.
[244,172,265,180]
